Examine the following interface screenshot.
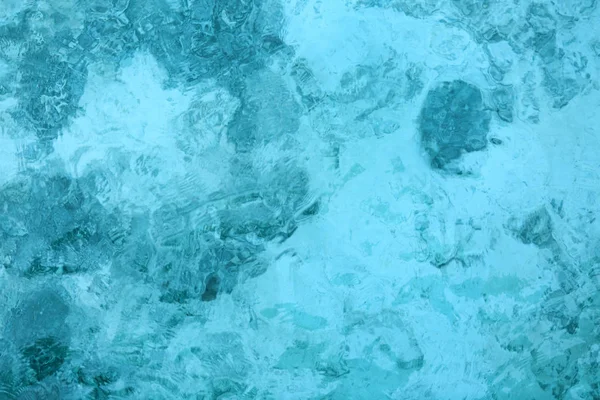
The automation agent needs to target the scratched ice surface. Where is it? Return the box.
[0,0,599,398]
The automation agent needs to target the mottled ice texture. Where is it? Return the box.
[419,80,491,170]
[0,0,599,399]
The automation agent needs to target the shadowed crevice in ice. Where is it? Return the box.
[21,337,69,382]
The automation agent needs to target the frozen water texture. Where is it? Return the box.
[419,80,491,170]
[0,0,599,399]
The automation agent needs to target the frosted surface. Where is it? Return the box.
[0,0,599,399]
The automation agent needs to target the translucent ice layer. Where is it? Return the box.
[0,0,599,399]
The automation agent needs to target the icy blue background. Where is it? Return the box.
[0,0,599,399]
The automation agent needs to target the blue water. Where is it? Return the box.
[0,0,599,399]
